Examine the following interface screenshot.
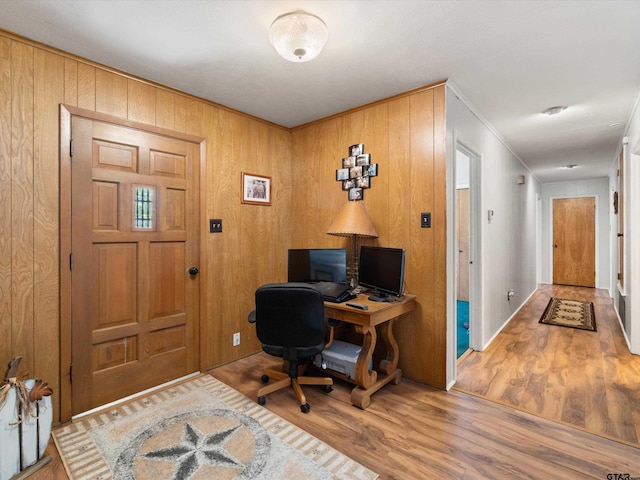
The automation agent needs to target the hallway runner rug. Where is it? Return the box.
[539,297,596,331]
[52,374,378,480]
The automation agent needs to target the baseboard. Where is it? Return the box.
[72,371,202,420]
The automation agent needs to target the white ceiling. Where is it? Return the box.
[2,0,639,183]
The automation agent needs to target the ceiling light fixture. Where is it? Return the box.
[542,105,568,116]
[269,11,328,62]
[563,164,578,169]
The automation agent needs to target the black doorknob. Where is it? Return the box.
[188,266,199,275]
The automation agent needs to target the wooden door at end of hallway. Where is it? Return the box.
[552,197,595,287]
[70,117,201,415]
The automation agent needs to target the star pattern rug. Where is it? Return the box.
[52,375,377,479]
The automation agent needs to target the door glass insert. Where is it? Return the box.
[133,185,155,230]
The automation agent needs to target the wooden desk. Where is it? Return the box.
[323,294,416,409]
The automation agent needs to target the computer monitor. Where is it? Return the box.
[358,246,406,301]
[287,248,348,283]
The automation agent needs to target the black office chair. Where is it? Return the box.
[248,283,333,413]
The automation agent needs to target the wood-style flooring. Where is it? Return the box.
[456,284,640,448]
[30,284,640,479]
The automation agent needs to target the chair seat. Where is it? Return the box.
[262,343,325,361]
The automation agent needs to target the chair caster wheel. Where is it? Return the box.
[261,375,269,384]
[258,396,266,406]
[300,403,310,414]
[324,385,333,393]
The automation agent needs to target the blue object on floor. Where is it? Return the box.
[457,300,469,358]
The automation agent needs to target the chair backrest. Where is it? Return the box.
[254,283,326,350]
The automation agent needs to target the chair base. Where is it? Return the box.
[257,367,333,413]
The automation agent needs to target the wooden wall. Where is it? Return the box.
[290,86,448,387]
[0,29,448,424]
[0,31,291,422]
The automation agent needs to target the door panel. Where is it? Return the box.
[456,188,470,301]
[71,117,200,415]
[552,197,595,287]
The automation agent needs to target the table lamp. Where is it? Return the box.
[327,201,378,286]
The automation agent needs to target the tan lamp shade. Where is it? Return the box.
[327,201,378,238]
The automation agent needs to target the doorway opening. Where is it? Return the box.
[455,146,472,359]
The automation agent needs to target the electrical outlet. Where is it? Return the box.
[233,332,240,346]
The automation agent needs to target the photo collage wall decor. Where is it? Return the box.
[335,144,378,200]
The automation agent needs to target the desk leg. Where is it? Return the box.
[378,317,400,378]
[353,325,377,389]
[350,318,403,409]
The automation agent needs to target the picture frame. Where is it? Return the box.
[365,164,378,177]
[342,179,355,191]
[241,172,271,205]
[336,168,349,181]
[349,144,364,157]
[349,166,363,179]
[342,157,356,168]
[356,154,370,166]
[356,176,370,189]
[348,187,364,201]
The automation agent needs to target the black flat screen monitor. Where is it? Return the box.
[358,246,405,301]
[287,248,348,283]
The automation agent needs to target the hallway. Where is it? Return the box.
[455,284,640,447]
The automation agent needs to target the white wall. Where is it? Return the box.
[445,83,541,387]
[618,93,640,354]
[539,179,610,290]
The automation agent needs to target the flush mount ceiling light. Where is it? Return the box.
[542,105,568,116]
[269,11,328,62]
[563,164,578,169]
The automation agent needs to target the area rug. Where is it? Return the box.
[539,297,596,331]
[52,375,378,480]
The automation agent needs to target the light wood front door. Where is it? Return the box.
[70,117,200,415]
[552,197,595,287]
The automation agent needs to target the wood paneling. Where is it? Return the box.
[127,79,155,125]
[0,37,11,369]
[11,41,35,382]
[1,31,291,423]
[291,85,448,387]
[95,69,127,118]
[1,28,448,426]
[34,49,64,406]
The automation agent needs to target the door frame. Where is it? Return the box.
[549,194,598,288]
[447,133,482,388]
[59,105,207,422]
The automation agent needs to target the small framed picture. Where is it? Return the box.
[349,144,364,157]
[356,176,370,189]
[336,168,349,181]
[365,164,378,177]
[342,157,356,168]
[356,154,370,166]
[241,172,271,205]
[349,166,363,178]
[342,179,355,191]
[348,187,364,201]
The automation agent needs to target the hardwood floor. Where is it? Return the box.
[30,284,640,479]
[456,284,640,448]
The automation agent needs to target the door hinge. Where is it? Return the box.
[69,253,73,270]
[70,139,74,157]
[69,364,73,383]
